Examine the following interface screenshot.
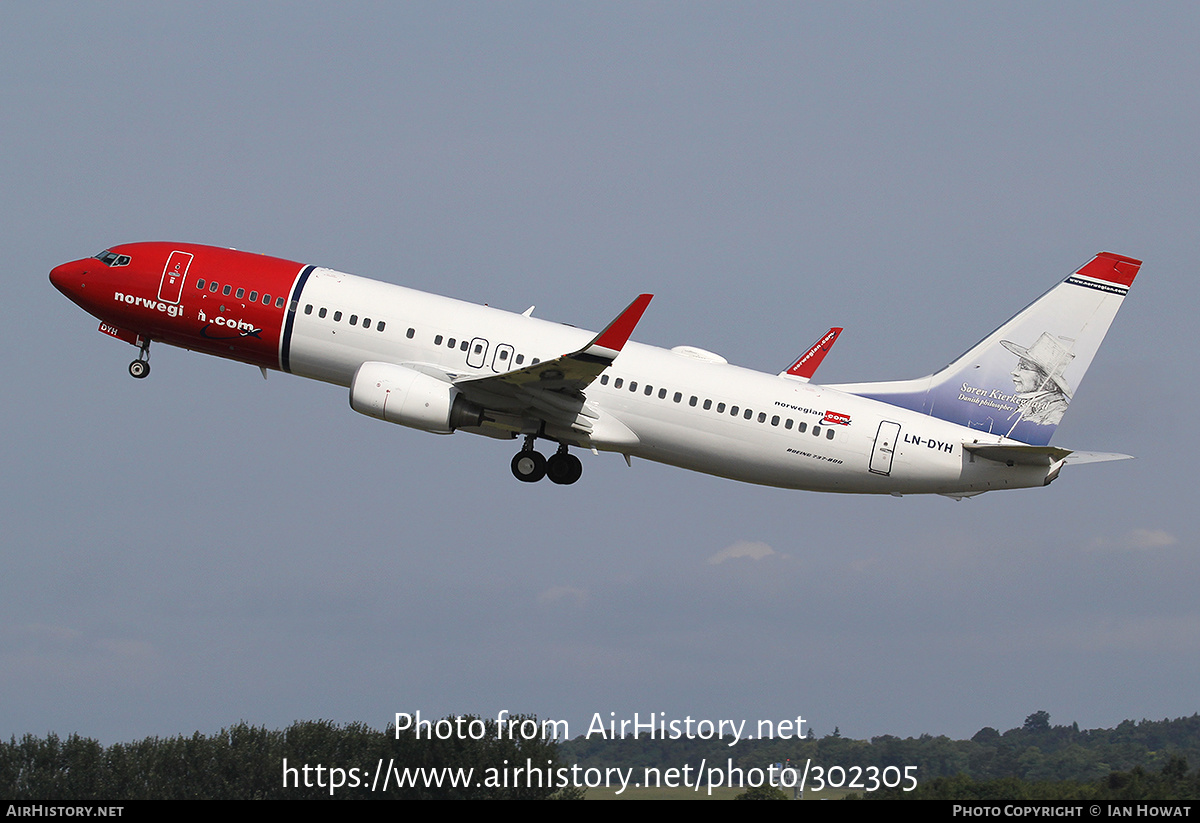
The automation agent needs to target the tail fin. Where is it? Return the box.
[829,252,1141,446]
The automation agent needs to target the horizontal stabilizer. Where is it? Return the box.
[964,443,1072,467]
[964,444,1134,468]
[1062,450,1134,465]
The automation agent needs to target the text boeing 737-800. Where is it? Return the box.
[49,243,1139,497]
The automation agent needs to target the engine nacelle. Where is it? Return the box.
[350,362,484,434]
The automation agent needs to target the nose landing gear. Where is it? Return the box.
[128,340,151,379]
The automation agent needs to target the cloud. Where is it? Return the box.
[1126,529,1179,549]
[1088,528,1179,552]
[707,541,777,565]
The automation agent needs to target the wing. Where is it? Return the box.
[452,294,653,445]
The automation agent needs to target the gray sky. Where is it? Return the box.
[3,2,1196,745]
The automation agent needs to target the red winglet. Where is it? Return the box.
[1076,252,1142,287]
[786,327,842,379]
[589,294,653,354]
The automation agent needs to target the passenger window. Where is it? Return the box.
[333,311,342,321]
[448,337,455,348]
[629,382,638,392]
[689,396,698,407]
[826,429,835,439]
[532,358,540,365]
[350,315,358,325]
[236,288,245,299]
[744,409,753,420]
[717,403,726,413]
[658,388,667,399]
[615,378,623,388]
[319,307,327,318]
[289,300,298,312]
[434,335,443,345]
[275,297,285,308]
[758,412,766,423]
[474,343,482,354]
[785,419,793,429]
[731,406,739,416]
[798,422,807,433]
[223,285,232,296]
[771,415,780,426]
[378,321,386,332]
[673,392,682,403]
[600,375,609,385]
[516,354,525,365]
[363,317,371,327]
[499,349,508,360]
[703,399,712,410]
[249,291,258,301]
[813,425,821,436]
[304,304,313,315]
[406,327,414,338]
[461,340,469,352]
[644,385,653,396]
[196,279,205,289]
[210,282,219,293]
[263,294,271,304]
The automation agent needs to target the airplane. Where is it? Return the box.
[49,243,1139,497]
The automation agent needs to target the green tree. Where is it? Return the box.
[736,784,789,800]
[1024,711,1052,734]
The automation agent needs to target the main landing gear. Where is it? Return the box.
[510,437,583,485]
[128,340,151,379]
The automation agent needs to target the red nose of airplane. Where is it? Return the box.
[49,258,89,299]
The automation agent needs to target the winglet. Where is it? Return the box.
[584,294,653,360]
[782,327,842,381]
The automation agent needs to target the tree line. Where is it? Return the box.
[561,711,1200,792]
[1,717,581,800]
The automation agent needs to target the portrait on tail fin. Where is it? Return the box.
[1001,332,1074,431]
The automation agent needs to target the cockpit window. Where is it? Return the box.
[93,250,131,267]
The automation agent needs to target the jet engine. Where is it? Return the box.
[350,361,484,434]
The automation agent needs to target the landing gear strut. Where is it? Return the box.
[128,340,151,379]
[510,437,583,485]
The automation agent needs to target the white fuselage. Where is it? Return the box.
[286,267,1044,495]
